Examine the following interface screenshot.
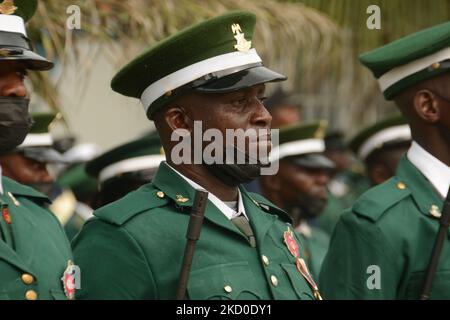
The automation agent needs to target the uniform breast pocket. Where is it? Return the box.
[405,269,450,299]
[281,263,315,300]
[187,262,263,300]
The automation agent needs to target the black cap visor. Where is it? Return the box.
[194,65,287,93]
[287,153,336,171]
[0,47,54,71]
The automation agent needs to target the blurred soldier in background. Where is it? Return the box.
[260,122,334,279]
[317,130,369,235]
[85,132,165,208]
[53,142,100,240]
[0,0,73,300]
[349,115,412,186]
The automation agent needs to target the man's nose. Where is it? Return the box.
[251,99,272,128]
[0,73,27,97]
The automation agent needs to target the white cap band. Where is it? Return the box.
[99,154,165,183]
[0,14,26,36]
[378,47,450,93]
[140,48,262,112]
[269,139,325,162]
[19,133,53,148]
[359,124,411,160]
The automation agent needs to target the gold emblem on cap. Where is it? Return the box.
[0,0,17,15]
[159,146,165,155]
[0,49,11,57]
[176,194,189,203]
[431,62,441,70]
[314,120,328,139]
[231,23,251,52]
[429,205,442,219]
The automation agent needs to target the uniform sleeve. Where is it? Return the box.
[319,210,401,300]
[72,219,157,300]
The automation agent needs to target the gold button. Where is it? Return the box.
[176,195,189,203]
[271,275,278,286]
[262,255,269,266]
[429,205,442,218]
[431,62,441,70]
[25,290,37,300]
[396,182,406,190]
[156,191,165,198]
[21,274,34,285]
[224,285,232,293]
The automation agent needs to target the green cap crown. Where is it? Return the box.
[360,21,450,99]
[349,115,411,161]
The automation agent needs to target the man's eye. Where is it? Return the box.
[258,96,268,103]
[231,97,248,107]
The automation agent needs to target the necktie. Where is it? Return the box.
[231,214,256,248]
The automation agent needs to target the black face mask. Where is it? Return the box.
[203,145,269,187]
[0,97,32,153]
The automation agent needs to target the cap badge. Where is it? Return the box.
[231,23,251,52]
[0,0,17,15]
[314,120,328,139]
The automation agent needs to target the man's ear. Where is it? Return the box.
[164,106,193,132]
[413,89,440,124]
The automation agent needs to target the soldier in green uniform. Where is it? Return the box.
[349,115,412,187]
[259,122,334,279]
[0,0,73,300]
[320,21,450,299]
[73,11,321,300]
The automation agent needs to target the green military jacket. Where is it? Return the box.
[319,157,450,299]
[72,162,319,300]
[0,177,73,300]
[297,225,330,280]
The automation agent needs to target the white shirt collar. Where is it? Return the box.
[0,165,3,195]
[407,141,450,199]
[166,164,248,220]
